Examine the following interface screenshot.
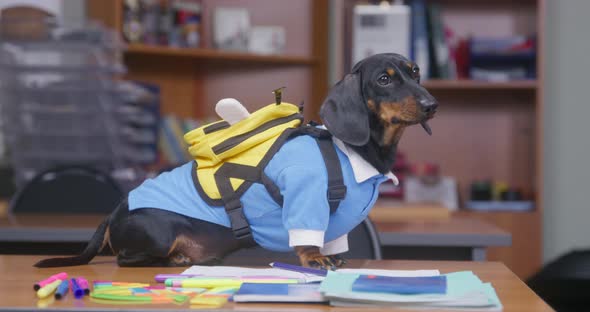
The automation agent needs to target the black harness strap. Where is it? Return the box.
[214,163,261,246]
[213,125,347,245]
[301,126,347,214]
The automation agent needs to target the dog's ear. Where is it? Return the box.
[320,72,370,146]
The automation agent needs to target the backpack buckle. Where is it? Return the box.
[225,200,252,240]
[327,185,347,202]
[306,127,332,139]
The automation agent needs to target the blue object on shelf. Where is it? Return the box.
[465,201,534,212]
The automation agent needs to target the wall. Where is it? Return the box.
[543,0,590,263]
[202,0,313,115]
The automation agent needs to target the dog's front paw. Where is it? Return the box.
[295,246,345,270]
[328,254,347,267]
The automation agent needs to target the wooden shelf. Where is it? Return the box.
[124,44,317,66]
[455,209,539,217]
[422,79,537,90]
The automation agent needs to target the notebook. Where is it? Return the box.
[233,283,325,303]
[352,275,447,295]
[320,271,502,310]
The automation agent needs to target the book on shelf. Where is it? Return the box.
[410,0,430,80]
[349,2,537,82]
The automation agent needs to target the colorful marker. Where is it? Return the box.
[164,278,243,288]
[71,278,84,299]
[93,282,150,288]
[34,272,68,291]
[54,280,69,300]
[37,279,62,299]
[76,277,90,295]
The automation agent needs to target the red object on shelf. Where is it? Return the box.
[379,152,408,198]
[455,38,470,79]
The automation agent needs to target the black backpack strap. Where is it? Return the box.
[302,126,347,214]
[214,163,262,247]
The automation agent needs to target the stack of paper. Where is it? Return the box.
[181,265,439,284]
[320,271,502,310]
[181,265,325,283]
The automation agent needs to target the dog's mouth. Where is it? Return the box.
[391,115,435,136]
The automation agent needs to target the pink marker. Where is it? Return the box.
[76,277,90,295]
[34,272,68,291]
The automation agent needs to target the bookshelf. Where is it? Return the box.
[422,79,537,90]
[336,0,544,279]
[125,44,318,66]
[87,0,329,121]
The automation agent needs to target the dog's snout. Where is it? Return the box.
[419,97,438,115]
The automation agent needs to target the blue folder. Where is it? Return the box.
[352,275,447,295]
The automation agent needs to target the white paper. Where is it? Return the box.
[337,268,440,277]
[182,265,439,283]
[181,265,324,283]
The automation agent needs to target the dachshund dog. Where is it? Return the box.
[35,53,437,269]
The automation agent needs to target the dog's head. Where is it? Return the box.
[320,53,437,148]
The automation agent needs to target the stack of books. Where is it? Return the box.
[320,270,501,310]
[179,263,502,310]
[408,0,536,81]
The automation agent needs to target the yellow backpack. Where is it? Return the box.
[184,102,303,202]
[183,99,347,245]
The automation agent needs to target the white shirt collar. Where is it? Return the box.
[332,137,399,185]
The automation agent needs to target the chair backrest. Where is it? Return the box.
[9,165,123,214]
[221,218,382,266]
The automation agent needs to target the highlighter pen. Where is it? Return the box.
[94,282,149,288]
[166,278,243,288]
[76,277,90,295]
[37,279,62,299]
[270,262,328,276]
[155,274,198,283]
[34,272,68,291]
[71,278,84,299]
[54,280,69,300]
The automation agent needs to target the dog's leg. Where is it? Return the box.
[295,246,346,270]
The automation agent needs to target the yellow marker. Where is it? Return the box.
[190,296,228,307]
[177,279,243,288]
[36,279,62,299]
[36,296,55,308]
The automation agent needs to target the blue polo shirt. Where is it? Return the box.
[128,135,391,252]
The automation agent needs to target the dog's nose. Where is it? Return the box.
[423,103,438,115]
[419,98,438,115]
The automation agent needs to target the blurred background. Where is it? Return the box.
[0,0,587,310]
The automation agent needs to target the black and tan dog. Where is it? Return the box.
[35,53,437,269]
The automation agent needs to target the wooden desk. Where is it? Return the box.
[374,217,512,262]
[0,255,552,311]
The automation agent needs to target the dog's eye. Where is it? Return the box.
[411,65,420,83]
[377,74,391,86]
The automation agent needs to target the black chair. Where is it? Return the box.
[527,250,590,312]
[222,218,382,266]
[9,165,124,214]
